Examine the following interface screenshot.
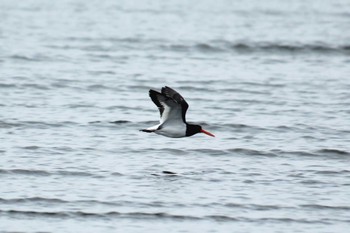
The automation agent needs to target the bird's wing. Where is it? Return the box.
[149,86,189,124]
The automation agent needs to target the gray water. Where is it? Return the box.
[1,0,350,232]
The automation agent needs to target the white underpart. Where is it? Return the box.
[153,96,187,138]
[155,121,187,138]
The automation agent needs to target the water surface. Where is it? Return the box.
[1,0,350,232]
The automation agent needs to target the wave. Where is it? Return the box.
[2,197,348,212]
[227,148,278,157]
[0,169,51,176]
[0,83,17,89]
[20,83,50,90]
[165,147,276,157]
[139,147,277,157]
[0,169,110,178]
[0,209,342,223]
[209,123,266,132]
[0,209,200,220]
[0,197,68,204]
[57,36,350,55]
[162,41,350,55]
[0,197,130,207]
[301,204,350,210]
[9,54,51,62]
[141,147,350,158]
[0,121,23,128]
[314,170,350,175]
[0,120,79,129]
[316,149,350,156]
[270,149,350,158]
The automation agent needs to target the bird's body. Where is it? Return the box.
[146,122,187,138]
[141,86,215,138]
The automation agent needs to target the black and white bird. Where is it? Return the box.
[141,86,215,138]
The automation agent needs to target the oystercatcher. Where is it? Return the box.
[141,86,215,138]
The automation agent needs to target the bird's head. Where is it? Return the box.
[186,124,215,137]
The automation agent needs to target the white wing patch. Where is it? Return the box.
[159,99,183,124]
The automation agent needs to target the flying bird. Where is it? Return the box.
[141,86,215,138]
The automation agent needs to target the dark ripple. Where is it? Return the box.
[87,70,117,75]
[162,41,350,55]
[0,121,22,128]
[0,169,108,178]
[138,146,350,159]
[190,148,229,156]
[301,204,350,210]
[316,149,350,156]
[184,147,350,159]
[211,123,265,132]
[0,197,68,204]
[0,209,200,220]
[87,84,111,90]
[90,120,141,129]
[9,54,52,62]
[3,197,348,216]
[20,146,40,150]
[272,149,350,158]
[0,169,50,176]
[20,83,50,90]
[0,209,340,224]
[223,203,290,211]
[299,179,328,185]
[65,103,95,108]
[229,42,350,54]
[217,87,270,95]
[0,198,132,207]
[58,170,103,178]
[227,148,277,157]
[0,83,17,88]
[55,37,350,55]
[161,148,187,155]
[143,147,332,158]
[314,170,350,175]
[145,147,278,157]
[272,149,316,157]
[0,120,79,129]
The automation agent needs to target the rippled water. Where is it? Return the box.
[1,0,350,232]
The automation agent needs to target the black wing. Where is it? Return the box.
[149,89,165,117]
[161,86,189,123]
[148,86,189,123]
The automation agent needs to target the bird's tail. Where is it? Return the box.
[140,124,160,133]
[140,129,155,133]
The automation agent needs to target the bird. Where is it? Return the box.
[141,86,215,138]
